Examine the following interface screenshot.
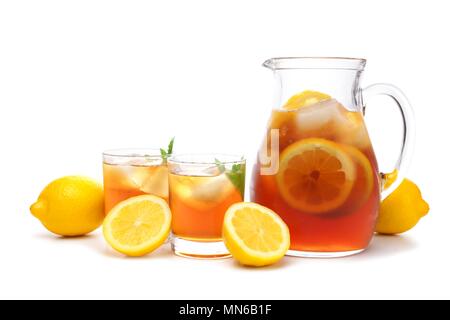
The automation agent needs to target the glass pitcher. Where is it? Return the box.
[251,57,414,258]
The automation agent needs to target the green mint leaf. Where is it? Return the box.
[160,137,175,163]
[167,137,175,155]
[215,159,245,198]
[160,148,167,159]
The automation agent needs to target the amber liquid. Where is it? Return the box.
[251,101,380,253]
[103,163,169,214]
[169,173,243,241]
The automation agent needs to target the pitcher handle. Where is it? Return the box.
[362,83,415,199]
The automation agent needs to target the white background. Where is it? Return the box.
[0,0,448,299]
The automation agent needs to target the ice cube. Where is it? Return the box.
[199,165,222,177]
[133,165,169,199]
[171,164,221,178]
[295,99,342,131]
[190,173,233,202]
[171,173,234,209]
[334,109,371,149]
[103,163,137,189]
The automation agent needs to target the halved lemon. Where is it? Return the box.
[103,195,171,257]
[283,90,331,111]
[277,138,356,214]
[223,202,290,267]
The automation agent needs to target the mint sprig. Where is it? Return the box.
[215,158,245,198]
[160,137,175,163]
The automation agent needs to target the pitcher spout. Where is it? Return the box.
[262,58,275,70]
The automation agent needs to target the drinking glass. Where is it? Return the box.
[102,149,168,214]
[168,154,246,258]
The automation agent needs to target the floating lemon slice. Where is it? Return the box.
[283,90,331,111]
[341,145,375,210]
[223,202,290,267]
[103,195,171,257]
[277,138,356,214]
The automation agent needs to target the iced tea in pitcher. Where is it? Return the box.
[251,58,415,257]
[252,94,380,256]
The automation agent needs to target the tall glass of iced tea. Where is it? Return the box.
[168,154,245,259]
[251,57,415,257]
[103,149,169,214]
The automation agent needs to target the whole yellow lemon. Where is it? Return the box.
[376,179,429,235]
[30,176,104,236]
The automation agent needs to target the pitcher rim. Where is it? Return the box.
[263,57,366,71]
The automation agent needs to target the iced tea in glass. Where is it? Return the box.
[168,154,245,258]
[103,149,168,214]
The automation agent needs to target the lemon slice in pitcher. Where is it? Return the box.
[277,138,356,214]
[283,90,331,110]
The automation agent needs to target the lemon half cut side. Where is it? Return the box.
[223,202,290,267]
[103,195,171,257]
